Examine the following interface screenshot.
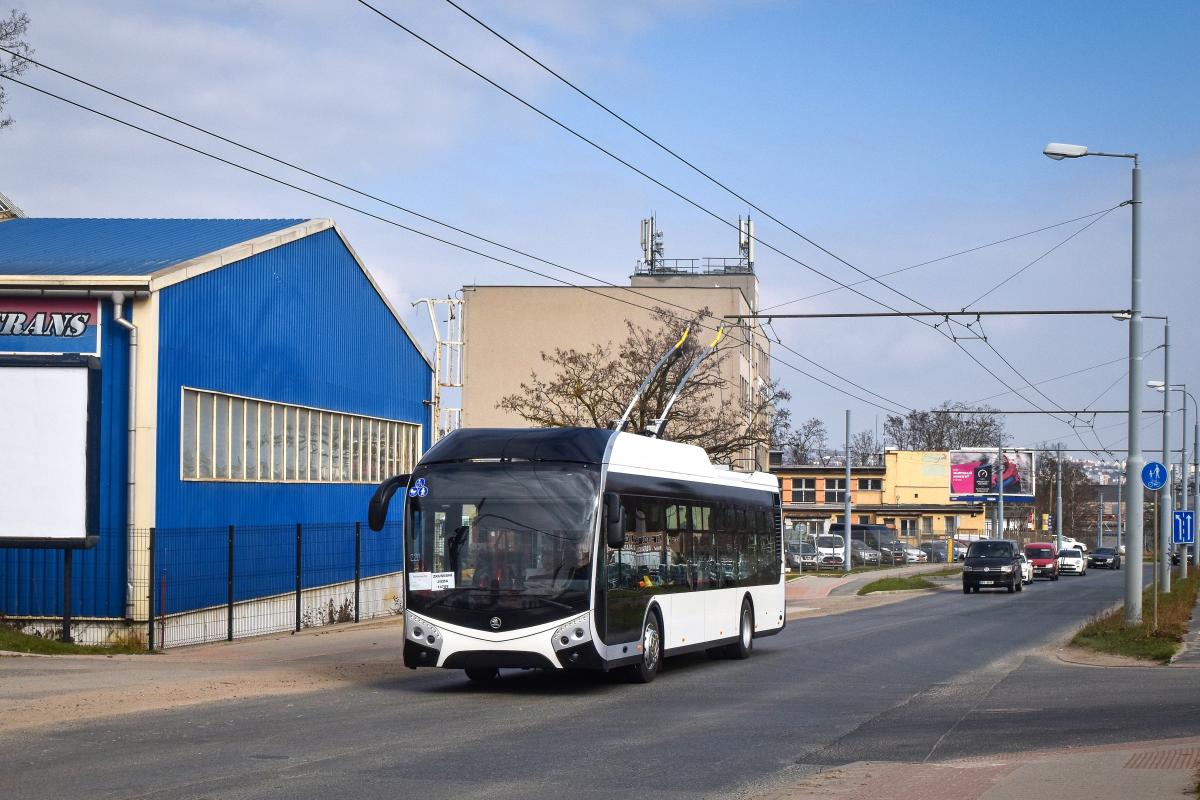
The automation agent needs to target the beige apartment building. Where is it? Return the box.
[460,261,773,469]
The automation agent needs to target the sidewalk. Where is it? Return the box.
[755,735,1200,800]
[787,562,954,601]
[0,616,408,734]
[1171,584,1200,665]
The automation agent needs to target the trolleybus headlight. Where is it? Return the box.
[551,613,591,652]
[406,611,442,651]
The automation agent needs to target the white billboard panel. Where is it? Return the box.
[0,366,89,540]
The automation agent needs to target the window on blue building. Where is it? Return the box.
[180,387,420,483]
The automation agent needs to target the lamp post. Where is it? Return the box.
[1045,142,1143,623]
[1152,382,1197,576]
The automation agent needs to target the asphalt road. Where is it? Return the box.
[3,567,1197,800]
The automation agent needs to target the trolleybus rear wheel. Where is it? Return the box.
[726,599,754,660]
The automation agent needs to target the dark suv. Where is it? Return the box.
[962,539,1023,594]
[850,524,906,565]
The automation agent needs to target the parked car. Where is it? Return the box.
[814,534,845,562]
[904,545,928,564]
[918,541,950,563]
[1024,542,1059,580]
[850,540,882,566]
[962,539,1023,593]
[818,553,845,568]
[1088,547,1122,570]
[1057,547,1086,576]
[1058,536,1089,553]
[873,540,907,565]
[1018,552,1034,585]
[787,541,819,571]
[849,524,906,565]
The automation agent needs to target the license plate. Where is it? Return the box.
[979,580,994,585]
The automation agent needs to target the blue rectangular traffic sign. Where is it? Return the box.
[1174,511,1196,545]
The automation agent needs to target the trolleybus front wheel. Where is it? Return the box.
[630,612,662,684]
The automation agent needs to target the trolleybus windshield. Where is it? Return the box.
[405,460,600,631]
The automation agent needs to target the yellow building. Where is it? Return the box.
[771,449,986,541]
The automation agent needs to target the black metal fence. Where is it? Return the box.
[144,522,403,649]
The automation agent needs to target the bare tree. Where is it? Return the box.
[849,429,881,466]
[1034,448,1102,538]
[0,10,31,131]
[783,417,828,464]
[498,307,790,464]
[883,401,1005,451]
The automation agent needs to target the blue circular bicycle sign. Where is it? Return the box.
[408,478,430,498]
[1142,461,1168,490]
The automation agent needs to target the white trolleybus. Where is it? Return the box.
[368,426,785,682]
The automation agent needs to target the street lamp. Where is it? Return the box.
[1151,381,1199,574]
[1046,141,1143,624]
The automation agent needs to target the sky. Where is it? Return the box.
[3,0,1198,460]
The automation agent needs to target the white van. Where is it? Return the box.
[814,533,845,561]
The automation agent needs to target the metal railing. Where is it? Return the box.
[142,522,404,649]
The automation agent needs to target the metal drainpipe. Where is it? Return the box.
[112,292,138,619]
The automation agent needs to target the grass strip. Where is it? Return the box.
[0,625,147,655]
[857,575,936,595]
[1071,572,1199,664]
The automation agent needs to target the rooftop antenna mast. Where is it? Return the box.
[639,214,665,271]
[738,215,754,269]
[612,325,691,432]
[647,325,726,440]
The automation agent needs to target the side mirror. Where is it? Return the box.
[368,474,411,532]
[604,492,625,549]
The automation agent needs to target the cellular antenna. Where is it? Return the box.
[639,214,664,271]
[738,215,754,268]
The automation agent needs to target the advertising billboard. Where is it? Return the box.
[0,296,101,356]
[0,359,100,547]
[949,449,1036,503]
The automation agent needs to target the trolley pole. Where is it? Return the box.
[843,409,852,573]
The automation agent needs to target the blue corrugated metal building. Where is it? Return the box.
[0,217,431,635]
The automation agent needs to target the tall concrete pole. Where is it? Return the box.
[1118,477,1123,552]
[1182,390,1189,579]
[1160,321,1171,592]
[843,409,852,573]
[1124,158,1145,625]
[997,433,1005,539]
[1056,443,1063,553]
[1097,494,1104,548]
[1193,413,1199,570]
